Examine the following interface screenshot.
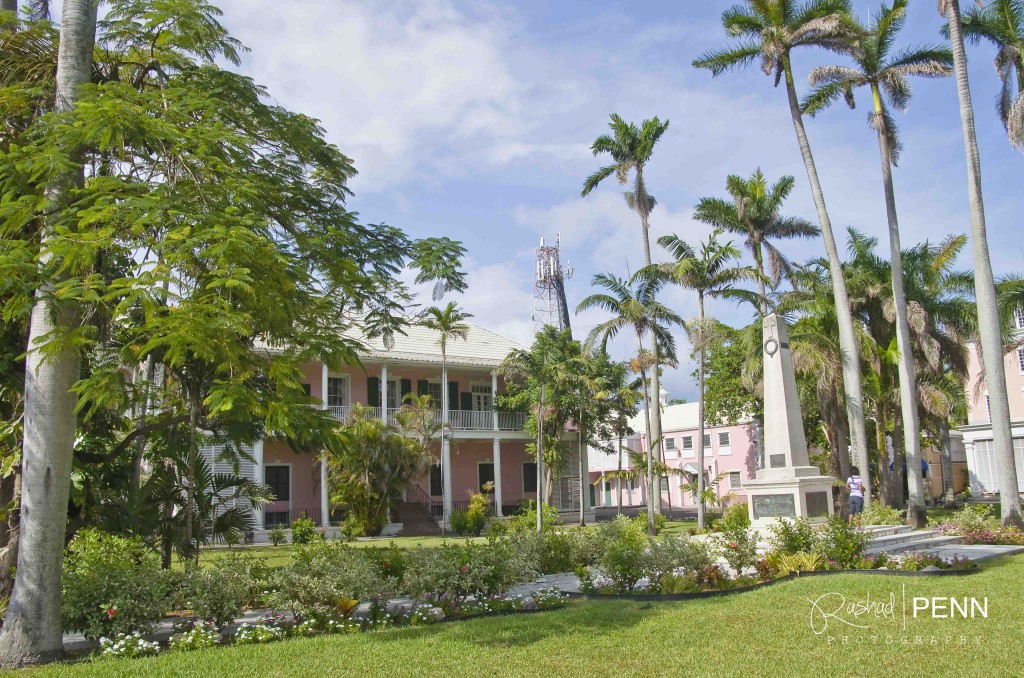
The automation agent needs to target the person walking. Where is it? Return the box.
[847,467,865,525]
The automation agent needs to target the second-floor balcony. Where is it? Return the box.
[327,405,527,432]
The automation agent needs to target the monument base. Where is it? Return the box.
[743,474,836,529]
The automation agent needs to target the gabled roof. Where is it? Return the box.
[345,321,527,369]
[629,401,754,432]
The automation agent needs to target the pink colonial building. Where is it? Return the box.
[588,395,758,513]
[959,307,1024,496]
[202,322,589,538]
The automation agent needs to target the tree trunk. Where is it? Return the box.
[129,354,157,494]
[641,213,662,530]
[0,1,97,666]
[944,2,1023,528]
[1,1,16,16]
[697,294,707,530]
[754,244,768,316]
[535,381,544,534]
[873,90,927,528]
[635,332,655,534]
[782,55,872,506]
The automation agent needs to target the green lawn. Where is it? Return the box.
[191,521,698,570]
[32,555,1024,676]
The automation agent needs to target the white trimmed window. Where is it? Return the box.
[426,381,443,408]
[1018,348,1024,373]
[986,395,991,420]
[665,438,676,454]
[327,376,349,407]
[718,432,731,447]
[1015,307,1024,330]
[703,433,711,449]
[681,436,693,450]
[729,471,742,488]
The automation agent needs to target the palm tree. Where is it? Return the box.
[421,302,472,529]
[939,0,1023,527]
[655,229,758,529]
[0,0,98,667]
[802,0,952,526]
[958,0,1024,150]
[582,113,671,515]
[577,269,681,533]
[694,169,820,315]
[694,0,875,505]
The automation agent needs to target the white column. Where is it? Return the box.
[581,437,591,515]
[253,439,264,529]
[491,371,499,431]
[442,437,452,525]
[493,437,503,517]
[320,363,330,527]
[381,363,388,418]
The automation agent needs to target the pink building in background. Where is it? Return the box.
[589,398,758,512]
[959,308,1024,496]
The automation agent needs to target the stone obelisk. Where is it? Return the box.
[744,314,836,528]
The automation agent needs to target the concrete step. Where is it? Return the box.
[865,535,962,556]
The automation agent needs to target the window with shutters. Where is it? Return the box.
[681,436,693,450]
[301,383,311,396]
[729,471,742,488]
[665,437,676,452]
[265,466,290,502]
[426,382,443,409]
[386,379,399,409]
[327,376,348,407]
[471,384,493,411]
[1018,348,1024,373]
[718,432,730,447]
[1015,307,1024,330]
[703,434,711,448]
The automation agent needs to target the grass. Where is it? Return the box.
[190,521,699,570]
[25,554,1024,677]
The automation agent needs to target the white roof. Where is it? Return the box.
[348,322,527,368]
[629,401,753,433]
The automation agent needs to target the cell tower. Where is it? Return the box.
[531,235,573,336]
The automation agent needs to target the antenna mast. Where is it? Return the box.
[531,235,573,337]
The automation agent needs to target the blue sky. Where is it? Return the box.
[217,0,1022,401]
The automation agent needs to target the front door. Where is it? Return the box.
[604,480,612,506]
[472,384,492,411]
[478,462,495,493]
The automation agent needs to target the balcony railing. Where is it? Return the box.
[327,405,526,432]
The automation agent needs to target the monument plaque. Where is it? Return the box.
[751,494,796,520]
[806,491,830,518]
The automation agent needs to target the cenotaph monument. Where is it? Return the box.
[744,314,836,528]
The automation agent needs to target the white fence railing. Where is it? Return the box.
[326,405,527,432]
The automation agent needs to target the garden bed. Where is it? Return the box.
[570,562,981,601]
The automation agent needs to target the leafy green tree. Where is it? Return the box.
[654,229,756,529]
[958,0,1024,150]
[576,270,681,533]
[0,1,467,664]
[939,0,1023,528]
[582,113,671,514]
[694,170,819,315]
[697,323,760,430]
[694,0,874,506]
[802,0,953,527]
[325,404,434,537]
[420,302,472,526]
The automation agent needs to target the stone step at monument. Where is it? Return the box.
[865,530,962,555]
[861,524,913,538]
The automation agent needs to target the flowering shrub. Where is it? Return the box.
[169,621,220,651]
[97,632,160,659]
[62,530,171,641]
[890,552,973,572]
[402,541,535,604]
[716,528,759,574]
[233,621,287,645]
[813,518,869,568]
[182,564,249,629]
[767,518,816,555]
[529,586,567,609]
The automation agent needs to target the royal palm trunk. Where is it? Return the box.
[782,55,871,503]
[944,1,1023,527]
[872,85,927,527]
[0,0,98,667]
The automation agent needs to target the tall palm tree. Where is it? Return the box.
[939,0,1023,527]
[0,0,97,667]
[421,302,472,529]
[655,229,758,529]
[958,0,1024,150]
[802,0,952,526]
[694,0,875,505]
[582,113,671,515]
[577,269,681,533]
[694,169,820,315]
